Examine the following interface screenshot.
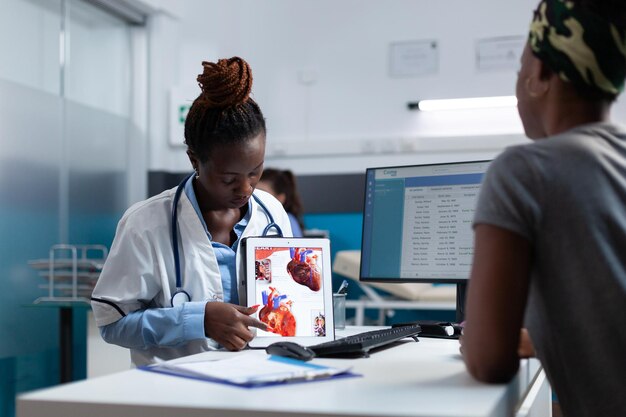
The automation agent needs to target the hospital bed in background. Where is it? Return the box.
[332,250,456,325]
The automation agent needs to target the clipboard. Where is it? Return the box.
[140,351,359,388]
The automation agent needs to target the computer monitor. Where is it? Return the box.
[360,160,491,322]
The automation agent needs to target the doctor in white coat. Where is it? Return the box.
[91,57,293,366]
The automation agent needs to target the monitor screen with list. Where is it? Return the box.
[360,160,490,319]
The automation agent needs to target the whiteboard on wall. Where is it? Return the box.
[389,40,439,78]
[475,36,526,72]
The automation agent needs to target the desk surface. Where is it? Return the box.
[17,327,545,417]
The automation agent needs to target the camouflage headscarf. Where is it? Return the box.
[529,0,626,97]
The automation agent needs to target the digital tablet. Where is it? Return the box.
[242,237,335,348]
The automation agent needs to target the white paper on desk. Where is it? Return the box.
[149,352,352,385]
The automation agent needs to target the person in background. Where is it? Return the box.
[257,168,305,237]
[461,0,626,416]
[90,57,292,366]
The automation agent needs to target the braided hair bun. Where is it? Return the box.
[197,57,253,108]
[184,56,266,163]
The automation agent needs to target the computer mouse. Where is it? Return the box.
[265,341,316,361]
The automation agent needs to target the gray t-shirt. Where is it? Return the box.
[474,122,626,417]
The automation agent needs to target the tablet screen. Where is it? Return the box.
[245,238,334,346]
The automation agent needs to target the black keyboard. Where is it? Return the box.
[309,325,421,357]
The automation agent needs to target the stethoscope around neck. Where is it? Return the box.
[170,172,283,307]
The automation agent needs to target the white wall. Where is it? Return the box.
[145,0,626,175]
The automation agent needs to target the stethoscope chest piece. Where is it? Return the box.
[171,289,191,307]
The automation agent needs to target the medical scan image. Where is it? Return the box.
[287,248,321,291]
[259,287,297,337]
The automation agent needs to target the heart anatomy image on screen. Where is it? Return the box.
[254,246,326,338]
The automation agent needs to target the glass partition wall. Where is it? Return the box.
[0,0,144,414]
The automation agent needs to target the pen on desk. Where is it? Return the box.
[336,279,349,294]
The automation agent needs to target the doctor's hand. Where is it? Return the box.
[204,303,267,351]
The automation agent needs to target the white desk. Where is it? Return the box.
[17,328,550,417]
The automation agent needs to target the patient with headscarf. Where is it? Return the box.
[460,1,626,416]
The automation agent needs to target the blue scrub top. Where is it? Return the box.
[288,213,303,237]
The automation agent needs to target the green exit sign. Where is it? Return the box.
[169,88,196,146]
[179,105,190,124]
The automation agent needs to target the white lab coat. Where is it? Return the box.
[91,186,292,365]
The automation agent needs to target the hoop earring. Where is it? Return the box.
[525,76,548,98]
